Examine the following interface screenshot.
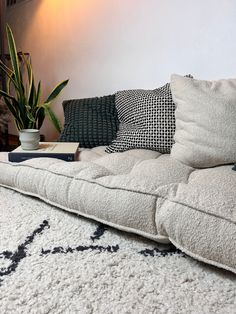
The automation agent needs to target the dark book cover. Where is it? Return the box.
[8,142,79,162]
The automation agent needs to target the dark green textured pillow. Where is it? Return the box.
[59,95,119,148]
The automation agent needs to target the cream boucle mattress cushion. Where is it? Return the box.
[0,149,235,273]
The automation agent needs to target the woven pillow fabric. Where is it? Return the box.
[106,83,176,153]
[59,95,119,148]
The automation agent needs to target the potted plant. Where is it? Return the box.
[0,24,69,150]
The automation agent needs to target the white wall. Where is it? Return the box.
[6,0,236,140]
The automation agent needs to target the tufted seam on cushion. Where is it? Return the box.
[0,160,235,226]
[0,161,163,197]
[157,187,236,226]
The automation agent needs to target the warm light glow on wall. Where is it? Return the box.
[37,0,89,14]
[40,0,67,11]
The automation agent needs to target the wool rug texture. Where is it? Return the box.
[0,187,236,314]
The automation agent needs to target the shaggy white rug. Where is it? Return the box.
[0,187,236,314]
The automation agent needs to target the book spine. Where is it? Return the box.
[8,153,75,163]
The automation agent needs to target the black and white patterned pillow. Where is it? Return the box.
[106,77,192,154]
[59,95,119,148]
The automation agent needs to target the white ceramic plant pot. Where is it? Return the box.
[19,129,40,150]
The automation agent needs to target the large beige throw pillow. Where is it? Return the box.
[170,74,236,168]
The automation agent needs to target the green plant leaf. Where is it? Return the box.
[21,52,32,85]
[2,96,17,117]
[6,25,26,122]
[34,82,44,127]
[0,59,13,76]
[19,67,25,95]
[28,77,36,107]
[0,89,16,101]
[0,62,18,90]
[6,72,16,95]
[21,52,34,104]
[42,103,62,133]
[35,81,41,107]
[3,96,24,130]
[26,109,36,123]
[45,79,69,104]
[36,106,45,129]
[6,25,22,92]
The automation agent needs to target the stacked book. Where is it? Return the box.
[8,142,79,162]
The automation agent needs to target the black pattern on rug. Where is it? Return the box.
[0,220,49,283]
[0,219,184,284]
[41,223,183,258]
[41,223,118,256]
[41,244,119,256]
[90,223,107,241]
[139,246,184,257]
